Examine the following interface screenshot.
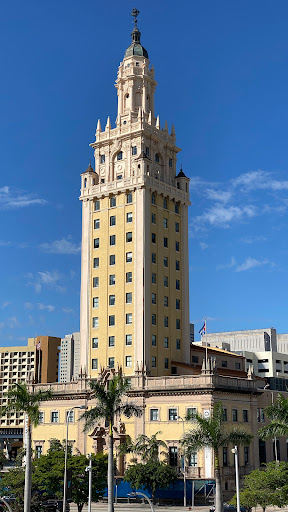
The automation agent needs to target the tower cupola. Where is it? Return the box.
[124,10,149,59]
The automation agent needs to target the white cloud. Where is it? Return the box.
[232,170,288,192]
[24,302,34,310]
[199,242,209,250]
[0,301,10,309]
[40,237,81,255]
[240,235,267,244]
[26,270,65,293]
[0,186,47,209]
[195,205,257,228]
[205,189,232,203]
[235,257,275,272]
[62,307,74,314]
[6,316,20,328]
[37,303,55,312]
[0,240,11,247]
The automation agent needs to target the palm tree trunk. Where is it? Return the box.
[108,421,114,512]
[214,451,223,512]
[24,419,32,512]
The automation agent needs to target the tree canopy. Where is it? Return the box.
[124,459,177,502]
[259,393,288,440]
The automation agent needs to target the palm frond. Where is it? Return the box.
[225,427,253,446]
[118,403,143,419]
[259,421,288,440]
[81,406,108,432]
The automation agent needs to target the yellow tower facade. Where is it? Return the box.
[79,16,190,378]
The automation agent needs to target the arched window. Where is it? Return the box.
[84,178,87,188]
[117,151,123,161]
[155,153,159,163]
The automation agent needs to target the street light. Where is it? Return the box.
[128,491,155,512]
[177,416,186,507]
[231,446,240,512]
[63,405,87,512]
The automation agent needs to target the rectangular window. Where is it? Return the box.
[259,439,266,465]
[164,317,168,327]
[51,411,59,423]
[223,447,228,467]
[110,197,116,207]
[93,277,99,288]
[126,334,132,346]
[93,317,98,328]
[152,253,156,264]
[176,319,180,329]
[175,203,180,214]
[126,232,132,243]
[176,260,180,271]
[152,335,156,346]
[235,362,241,370]
[150,409,159,421]
[152,356,156,367]
[127,192,133,202]
[163,218,168,229]
[151,213,156,224]
[36,445,43,458]
[175,222,179,232]
[109,295,115,306]
[164,296,168,307]
[127,212,133,223]
[151,192,155,204]
[126,356,132,367]
[164,337,169,348]
[176,279,180,290]
[94,219,100,229]
[187,407,197,420]
[110,254,115,265]
[244,446,249,465]
[232,409,238,422]
[164,276,168,287]
[126,272,132,283]
[169,408,178,421]
[94,238,99,249]
[108,357,115,369]
[110,235,116,246]
[126,292,132,304]
[109,274,115,285]
[164,358,169,369]
[163,256,168,268]
[92,338,98,349]
[126,313,132,324]
[152,273,156,284]
[164,237,168,248]
[152,314,157,325]
[93,297,99,308]
[152,293,156,305]
[163,198,168,209]
[39,412,44,423]
[169,446,178,466]
[176,339,180,350]
[222,408,228,421]
[222,360,227,368]
[152,233,156,243]
[169,158,172,168]
[110,216,116,226]
[93,257,99,269]
[109,336,115,347]
[109,315,115,326]
[243,410,248,423]
[176,241,180,251]
[100,154,105,163]
[126,252,133,263]
[95,200,100,211]
[176,299,180,310]
[67,410,74,423]
[92,358,98,370]
[189,452,197,467]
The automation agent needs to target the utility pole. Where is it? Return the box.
[231,446,240,512]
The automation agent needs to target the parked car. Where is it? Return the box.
[41,499,70,512]
[210,503,246,512]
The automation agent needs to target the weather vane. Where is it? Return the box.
[131,8,140,26]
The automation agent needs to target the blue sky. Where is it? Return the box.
[1,0,288,346]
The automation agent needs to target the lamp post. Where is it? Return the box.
[178,416,186,507]
[63,405,87,512]
[231,447,240,512]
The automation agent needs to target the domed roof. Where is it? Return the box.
[124,24,148,60]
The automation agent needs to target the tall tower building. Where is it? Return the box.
[80,12,190,377]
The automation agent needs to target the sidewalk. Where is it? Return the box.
[69,504,288,512]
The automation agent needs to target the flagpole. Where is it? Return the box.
[205,317,208,368]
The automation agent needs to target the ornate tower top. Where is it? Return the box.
[124,8,148,59]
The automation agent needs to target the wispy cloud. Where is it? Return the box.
[235,257,275,272]
[195,205,257,228]
[6,316,20,328]
[0,186,47,209]
[62,307,74,314]
[199,242,209,250]
[0,301,10,309]
[205,189,232,203]
[26,270,65,293]
[0,240,11,247]
[40,237,81,255]
[37,303,55,312]
[240,235,267,244]
[232,170,288,192]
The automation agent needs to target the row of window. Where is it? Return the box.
[92,275,181,290]
[38,410,76,424]
[94,212,133,230]
[222,408,249,422]
[92,356,132,370]
[152,315,181,329]
[151,214,180,232]
[149,407,196,422]
[100,150,173,166]
[152,274,181,290]
[152,253,180,270]
[151,336,181,350]
[151,194,180,214]
[152,295,181,309]
[92,294,180,310]
[94,193,133,211]
[92,334,132,349]
[151,233,180,251]
[92,313,133,328]
[223,446,250,466]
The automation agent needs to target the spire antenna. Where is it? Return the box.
[131,8,140,26]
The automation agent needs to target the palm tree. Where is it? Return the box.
[259,393,288,440]
[182,401,253,512]
[134,431,167,461]
[0,383,52,512]
[80,375,142,512]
